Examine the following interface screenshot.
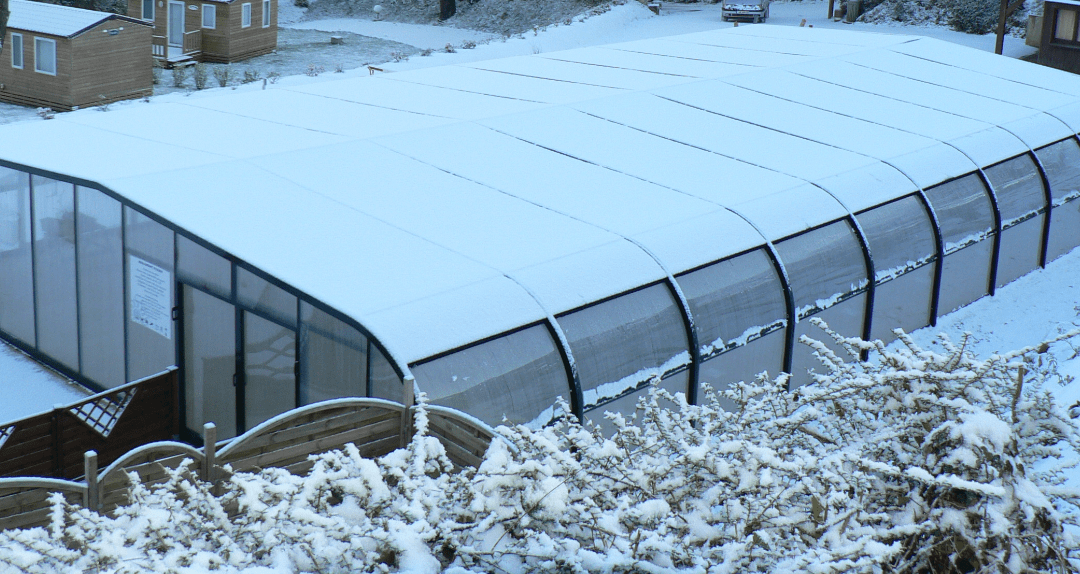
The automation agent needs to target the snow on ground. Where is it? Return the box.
[0,339,90,425]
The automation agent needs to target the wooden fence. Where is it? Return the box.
[0,368,179,480]
[0,386,498,531]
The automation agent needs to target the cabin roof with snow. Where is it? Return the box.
[1,25,1079,427]
[7,0,147,38]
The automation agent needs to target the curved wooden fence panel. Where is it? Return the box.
[0,478,87,531]
[426,406,498,468]
[0,395,501,532]
[97,443,205,515]
[217,399,404,478]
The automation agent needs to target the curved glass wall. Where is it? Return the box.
[856,195,936,341]
[676,247,787,401]
[1036,138,1080,261]
[298,302,366,405]
[558,283,689,410]
[984,154,1047,287]
[412,323,570,427]
[774,220,868,382]
[924,173,995,316]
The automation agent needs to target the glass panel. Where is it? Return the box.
[677,248,787,360]
[1046,197,1080,262]
[698,328,786,411]
[1035,138,1080,205]
[996,216,1043,288]
[238,268,296,329]
[412,324,570,427]
[558,283,690,409]
[32,176,78,371]
[0,168,35,345]
[244,312,296,431]
[77,187,125,388]
[984,154,1046,227]
[183,286,236,440]
[938,241,993,316]
[125,207,176,381]
[775,221,867,319]
[870,264,934,343]
[924,174,995,253]
[583,371,688,434]
[177,234,231,299]
[1055,9,1077,40]
[370,345,403,403]
[790,294,866,388]
[299,302,367,405]
[856,196,936,282]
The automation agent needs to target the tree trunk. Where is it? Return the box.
[439,0,455,21]
[0,0,9,57]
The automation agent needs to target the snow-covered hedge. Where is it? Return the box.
[1,321,1078,574]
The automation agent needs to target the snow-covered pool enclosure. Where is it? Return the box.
[1,25,1079,441]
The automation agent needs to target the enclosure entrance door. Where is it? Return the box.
[181,284,298,442]
[167,1,184,47]
[182,284,237,440]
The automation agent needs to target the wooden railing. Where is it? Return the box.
[0,389,500,530]
[152,35,166,57]
[183,29,201,55]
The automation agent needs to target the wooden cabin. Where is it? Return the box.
[0,0,152,111]
[1038,0,1080,74]
[126,0,277,64]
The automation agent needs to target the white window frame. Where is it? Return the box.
[202,4,216,28]
[34,37,57,76]
[142,0,155,21]
[241,3,251,27]
[10,33,23,69]
[262,0,270,27]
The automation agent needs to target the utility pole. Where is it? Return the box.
[995,0,1026,54]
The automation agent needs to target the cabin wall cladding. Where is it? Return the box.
[1,27,1080,441]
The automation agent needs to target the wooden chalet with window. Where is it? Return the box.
[1039,0,1080,74]
[127,0,276,64]
[0,0,152,111]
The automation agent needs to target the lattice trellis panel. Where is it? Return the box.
[69,389,136,438]
[0,425,13,450]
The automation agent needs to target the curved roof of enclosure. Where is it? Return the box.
[1,25,1079,374]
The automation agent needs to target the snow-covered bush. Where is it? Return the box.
[1,323,1077,573]
[946,0,999,34]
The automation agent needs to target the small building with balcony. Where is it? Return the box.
[1038,0,1080,74]
[127,0,277,64]
[0,0,152,111]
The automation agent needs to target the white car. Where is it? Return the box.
[721,0,770,22]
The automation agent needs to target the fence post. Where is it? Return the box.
[202,423,217,484]
[84,451,99,512]
[51,405,64,479]
[400,376,415,448]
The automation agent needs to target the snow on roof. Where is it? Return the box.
[6,0,145,38]
[1,25,1078,367]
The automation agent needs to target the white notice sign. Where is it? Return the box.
[130,255,172,339]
